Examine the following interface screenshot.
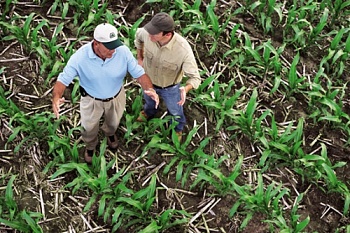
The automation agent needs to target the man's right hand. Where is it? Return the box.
[52,97,65,119]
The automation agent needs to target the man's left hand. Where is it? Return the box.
[177,86,186,106]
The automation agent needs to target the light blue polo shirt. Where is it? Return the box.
[57,41,145,99]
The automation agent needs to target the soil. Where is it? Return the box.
[1,0,350,233]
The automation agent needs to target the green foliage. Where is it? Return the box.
[0,176,43,232]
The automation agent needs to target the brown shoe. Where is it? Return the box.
[136,110,148,122]
[175,131,182,142]
[107,135,118,149]
[84,149,94,164]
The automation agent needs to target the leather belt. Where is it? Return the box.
[88,88,121,102]
[153,83,178,89]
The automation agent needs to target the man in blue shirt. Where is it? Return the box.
[52,23,159,163]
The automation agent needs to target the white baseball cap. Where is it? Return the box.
[94,23,123,50]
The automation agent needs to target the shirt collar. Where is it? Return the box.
[161,33,177,49]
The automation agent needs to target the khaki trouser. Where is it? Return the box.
[80,87,125,150]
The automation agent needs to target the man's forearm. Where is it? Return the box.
[137,74,154,90]
[136,49,144,61]
[52,81,66,101]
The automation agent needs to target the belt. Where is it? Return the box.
[88,88,121,102]
[153,83,178,89]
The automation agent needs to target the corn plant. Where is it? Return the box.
[1,0,14,21]
[0,175,43,233]
[249,0,283,34]
[227,88,271,141]
[7,110,63,153]
[320,28,350,79]
[294,143,349,215]
[191,155,243,195]
[283,1,329,51]
[0,13,48,54]
[266,193,310,232]
[284,52,307,96]
[140,126,212,187]
[321,0,350,28]
[258,117,304,172]
[193,74,246,131]
[118,14,147,48]
[307,74,350,140]
[230,172,290,231]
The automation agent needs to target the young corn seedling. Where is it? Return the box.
[294,143,349,215]
[284,52,307,96]
[283,0,317,49]
[307,75,350,139]
[266,193,310,232]
[227,88,271,141]
[193,73,246,131]
[191,155,243,195]
[230,172,290,231]
[320,28,350,79]
[0,13,48,54]
[143,126,213,187]
[321,0,350,28]
[0,175,44,233]
[118,14,146,48]
[259,116,304,171]
[249,0,283,34]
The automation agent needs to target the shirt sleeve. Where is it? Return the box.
[57,55,78,86]
[125,47,145,79]
[134,28,145,49]
[183,51,201,89]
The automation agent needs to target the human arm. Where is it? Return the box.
[134,28,145,67]
[52,81,67,119]
[177,83,193,106]
[136,73,159,109]
[136,48,144,67]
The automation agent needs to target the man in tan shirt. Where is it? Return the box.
[134,12,201,140]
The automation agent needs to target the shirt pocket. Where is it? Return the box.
[145,49,154,68]
[161,61,178,80]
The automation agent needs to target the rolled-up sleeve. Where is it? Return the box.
[134,28,144,50]
[183,54,201,89]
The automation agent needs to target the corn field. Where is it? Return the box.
[1,0,350,232]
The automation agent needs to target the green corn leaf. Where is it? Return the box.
[116,197,143,211]
[344,33,350,53]
[5,175,17,211]
[330,28,345,50]
[331,49,345,65]
[139,220,161,233]
[321,163,338,186]
[206,5,219,34]
[295,216,310,232]
[229,201,241,217]
[197,164,225,182]
[240,212,253,230]
[112,206,124,224]
[98,195,110,217]
[7,126,22,143]
[21,210,43,233]
[163,157,179,175]
[312,8,328,37]
[269,141,290,154]
[255,173,264,204]
[0,218,30,231]
[176,160,186,182]
[84,194,98,212]
[343,193,350,215]
[246,88,258,127]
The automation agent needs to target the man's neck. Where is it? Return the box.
[159,34,173,46]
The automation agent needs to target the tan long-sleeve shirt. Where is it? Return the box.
[134,28,201,89]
